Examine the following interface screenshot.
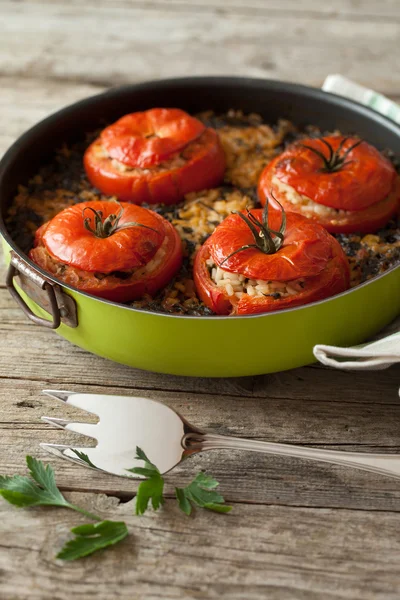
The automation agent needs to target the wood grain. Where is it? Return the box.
[10,0,400,19]
[4,415,400,511]
[1,1,400,93]
[0,77,105,154]
[1,493,400,600]
[1,0,400,596]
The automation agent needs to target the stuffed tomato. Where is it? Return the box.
[193,204,350,315]
[258,135,399,234]
[29,200,183,302]
[84,108,226,205]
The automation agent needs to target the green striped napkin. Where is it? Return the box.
[313,76,400,371]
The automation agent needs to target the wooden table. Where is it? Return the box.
[1,1,400,598]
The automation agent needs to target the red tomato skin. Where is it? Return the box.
[74,220,183,302]
[29,205,183,303]
[193,245,232,315]
[258,158,400,234]
[194,240,350,316]
[265,136,396,211]
[40,201,164,273]
[84,128,226,205]
[100,108,206,168]
[208,209,336,281]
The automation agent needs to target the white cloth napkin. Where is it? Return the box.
[314,330,400,371]
[312,75,400,371]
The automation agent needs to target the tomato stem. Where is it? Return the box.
[299,137,363,173]
[82,202,159,238]
[220,195,286,265]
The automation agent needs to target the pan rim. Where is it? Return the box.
[1,75,399,321]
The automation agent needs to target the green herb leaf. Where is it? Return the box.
[0,456,100,520]
[175,487,192,516]
[57,520,129,561]
[191,472,220,490]
[27,456,67,502]
[134,447,150,463]
[175,473,232,516]
[0,456,129,561]
[127,447,165,515]
[0,457,70,509]
[71,450,98,469]
[128,466,158,479]
[128,447,160,476]
[134,476,165,515]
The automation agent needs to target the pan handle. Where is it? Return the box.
[6,252,63,329]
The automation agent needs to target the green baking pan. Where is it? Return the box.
[1,77,399,377]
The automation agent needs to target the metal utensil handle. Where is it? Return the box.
[6,259,61,329]
[186,433,400,480]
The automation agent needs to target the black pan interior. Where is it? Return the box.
[1,76,400,230]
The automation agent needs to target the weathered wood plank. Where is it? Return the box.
[1,492,400,600]
[10,0,400,20]
[2,374,400,441]
[1,2,400,93]
[2,374,400,510]
[0,77,105,155]
[0,0,400,594]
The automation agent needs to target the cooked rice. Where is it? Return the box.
[272,175,351,218]
[207,258,305,299]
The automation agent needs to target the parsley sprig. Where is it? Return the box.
[0,449,231,561]
[176,472,232,515]
[56,521,129,561]
[129,447,232,516]
[127,447,165,515]
[0,456,128,560]
[0,455,98,519]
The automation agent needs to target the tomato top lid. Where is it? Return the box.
[208,207,336,281]
[272,135,396,211]
[100,108,206,169]
[42,201,165,273]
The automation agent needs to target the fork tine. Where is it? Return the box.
[42,390,73,403]
[41,417,71,429]
[40,443,99,469]
[41,417,98,439]
[42,389,100,416]
[40,443,73,451]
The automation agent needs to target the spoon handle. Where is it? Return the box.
[191,433,400,480]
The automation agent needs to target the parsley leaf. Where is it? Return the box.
[1,452,231,562]
[127,447,165,515]
[0,456,71,509]
[71,449,98,469]
[134,476,164,515]
[57,520,129,561]
[0,456,100,520]
[175,472,232,515]
[0,456,129,561]
[129,448,231,517]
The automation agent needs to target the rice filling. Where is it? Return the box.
[207,258,305,299]
[272,175,352,218]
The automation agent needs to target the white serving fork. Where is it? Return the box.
[41,390,400,480]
